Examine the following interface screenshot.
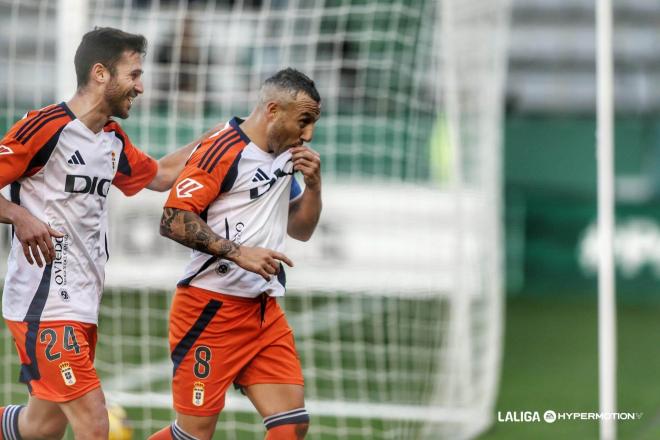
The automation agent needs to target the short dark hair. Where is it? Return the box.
[264,68,321,103]
[74,27,147,88]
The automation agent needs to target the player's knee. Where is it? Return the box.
[294,421,309,438]
[263,408,310,439]
[177,417,216,440]
[18,407,67,440]
[31,419,67,440]
[70,412,109,440]
[83,417,109,440]
[264,422,309,440]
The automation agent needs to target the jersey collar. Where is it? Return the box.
[229,117,251,144]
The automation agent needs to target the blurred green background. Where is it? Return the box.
[482,114,660,439]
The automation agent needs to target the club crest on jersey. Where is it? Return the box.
[192,382,205,406]
[0,145,13,155]
[59,362,76,386]
[111,151,116,171]
[176,178,204,198]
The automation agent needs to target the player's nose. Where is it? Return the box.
[301,123,315,143]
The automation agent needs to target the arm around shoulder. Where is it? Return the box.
[147,122,227,192]
[147,145,196,192]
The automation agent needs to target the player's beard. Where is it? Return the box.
[105,78,133,119]
[267,119,297,155]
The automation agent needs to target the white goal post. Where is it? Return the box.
[0,1,511,439]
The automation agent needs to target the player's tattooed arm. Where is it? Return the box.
[160,207,240,259]
[160,207,294,281]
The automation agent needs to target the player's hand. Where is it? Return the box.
[229,245,293,281]
[291,146,321,191]
[12,207,65,267]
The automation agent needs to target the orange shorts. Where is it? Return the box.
[5,319,100,402]
[170,286,304,416]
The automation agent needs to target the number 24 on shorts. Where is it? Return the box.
[40,326,81,361]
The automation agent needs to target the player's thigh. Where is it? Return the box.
[245,383,305,418]
[169,288,242,416]
[19,395,68,439]
[6,320,101,402]
[176,412,219,440]
[58,386,108,438]
[237,311,306,417]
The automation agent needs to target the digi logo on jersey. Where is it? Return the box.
[64,174,111,197]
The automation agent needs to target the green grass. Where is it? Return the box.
[480,296,660,440]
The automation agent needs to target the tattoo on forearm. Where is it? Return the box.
[160,208,240,258]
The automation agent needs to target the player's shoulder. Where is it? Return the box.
[103,118,122,131]
[103,119,140,154]
[190,122,248,173]
[197,125,233,151]
[8,103,74,148]
[103,119,128,140]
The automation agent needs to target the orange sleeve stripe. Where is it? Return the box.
[0,104,73,188]
[204,135,244,174]
[163,142,247,214]
[15,107,67,144]
[163,171,221,213]
[197,129,233,166]
[198,131,240,171]
[23,124,69,176]
[12,104,61,139]
[14,105,61,135]
[18,116,70,149]
[112,157,157,196]
[0,138,33,188]
[0,125,67,188]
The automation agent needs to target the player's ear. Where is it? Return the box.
[90,63,109,85]
[265,101,280,121]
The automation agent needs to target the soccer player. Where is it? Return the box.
[150,68,322,440]
[0,28,212,439]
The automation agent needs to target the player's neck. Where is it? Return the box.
[239,112,270,154]
[66,91,112,134]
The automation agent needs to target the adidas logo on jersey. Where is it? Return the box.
[252,168,269,182]
[67,150,86,165]
[249,166,293,200]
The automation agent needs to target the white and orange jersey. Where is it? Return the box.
[164,117,302,298]
[0,102,157,324]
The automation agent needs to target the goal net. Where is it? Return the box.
[0,0,511,439]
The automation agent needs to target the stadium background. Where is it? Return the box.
[1,0,660,439]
